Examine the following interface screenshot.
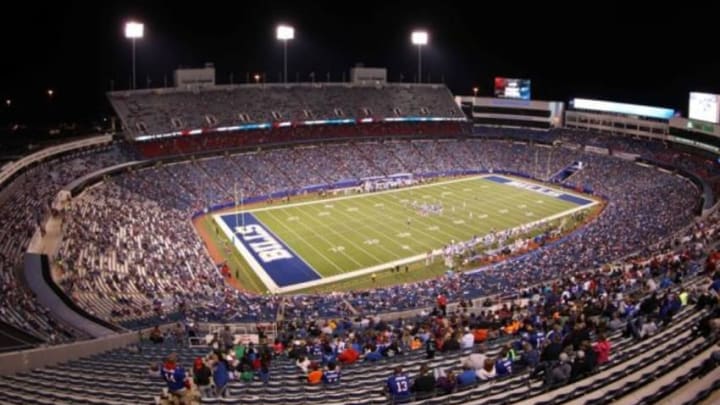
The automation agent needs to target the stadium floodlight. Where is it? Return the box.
[411,30,428,83]
[47,89,54,97]
[276,24,294,40]
[411,31,428,45]
[276,24,294,83]
[473,87,479,97]
[5,99,11,107]
[254,73,261,84]
[124,21,144,90]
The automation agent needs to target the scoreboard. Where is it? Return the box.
[689,92,720,124]
[494,77,531,100]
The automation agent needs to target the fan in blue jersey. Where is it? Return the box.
[321,345,337,366]
[495,355,513,377]
[160,353,189,402]
[322,362,341,385]
[311,342,323,357]
[530,328,546,349]
[211,352,231,398]
[386,366,411,400]
[521,325,546,349]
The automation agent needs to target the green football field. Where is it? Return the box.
[214,175,597,292]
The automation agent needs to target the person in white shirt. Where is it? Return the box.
[461,328,475,350]
[462,345,487,370]
[476,358,496,380]
[296,355,311,373]
[640,317,658,338]
[335,338,346,353]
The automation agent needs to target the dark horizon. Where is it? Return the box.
[1,1,718,126]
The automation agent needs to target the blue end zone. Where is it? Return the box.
[485,175,512,183]
[220,213,321,287]
[484,175,593,206]
[558,194,594,205]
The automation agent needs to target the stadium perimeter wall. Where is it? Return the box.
[0,324,167,376]
[0,318,270,376]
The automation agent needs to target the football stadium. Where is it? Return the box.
[1,4,720,405]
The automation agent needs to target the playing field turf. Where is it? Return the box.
[211,175,596,293]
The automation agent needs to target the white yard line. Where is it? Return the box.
[403,181,528,235]
[309,203,438,254]
[263,208,365,271]
[261,209,350,273]
[366,193,460,244]
[294,204,401,264]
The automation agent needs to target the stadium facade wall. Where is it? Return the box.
[131,121,470,158]
[0,134,113,192]
[0,323,177,376]
[456,96,564,129]
[24,253,121,337]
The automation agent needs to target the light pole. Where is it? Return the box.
[124,21,144,90]
[47,89,54,122]
[473,87,479,97]
[276,25,294,83]
[411,30,428,83]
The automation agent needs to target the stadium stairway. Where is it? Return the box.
[226,156,268,196]
[353,142,392,177]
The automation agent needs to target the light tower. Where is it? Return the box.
[124,21,144,90]
[276,25,295,83]
[411,30,428,83]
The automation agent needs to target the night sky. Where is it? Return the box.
[1,1,717,126]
